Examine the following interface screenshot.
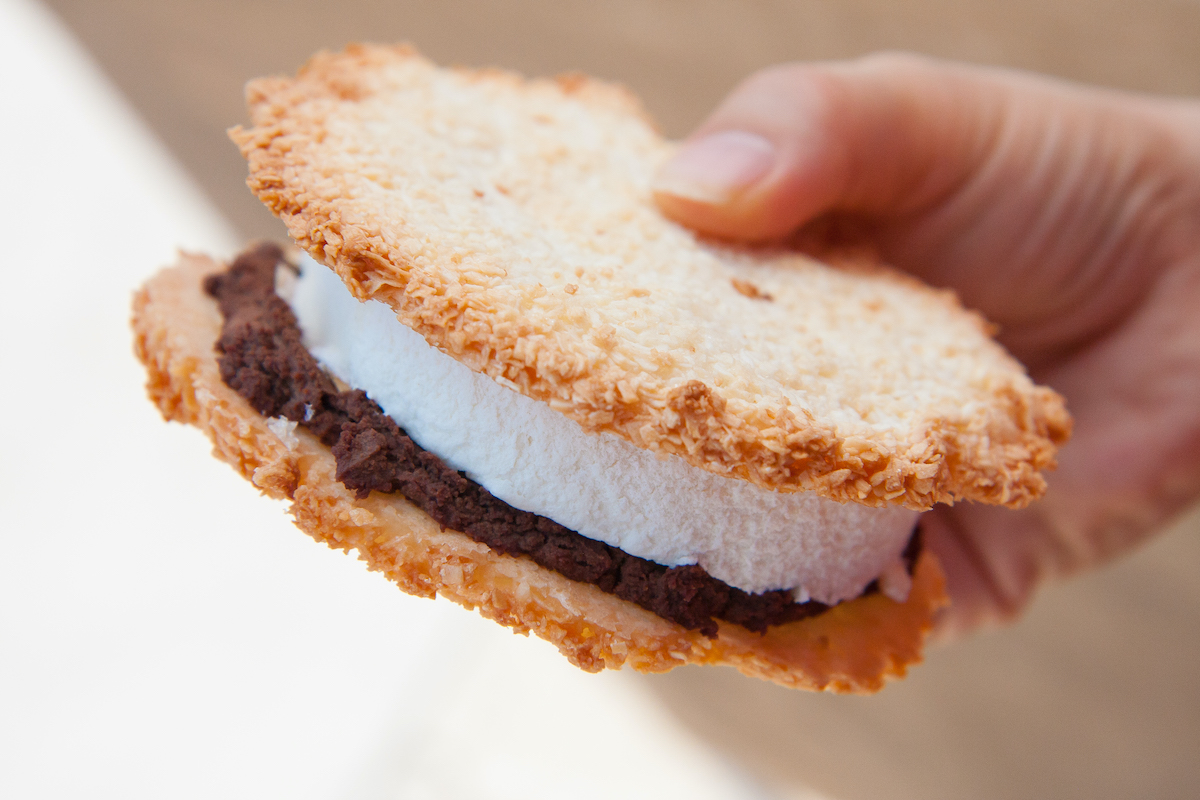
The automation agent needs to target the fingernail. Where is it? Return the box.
[652,130,776,204]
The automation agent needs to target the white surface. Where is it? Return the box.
[0,1,779,798]
[292,257,917,601]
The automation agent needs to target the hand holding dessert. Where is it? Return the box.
[653,53,1200,634]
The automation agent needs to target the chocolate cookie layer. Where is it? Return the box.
[205,243,913,636]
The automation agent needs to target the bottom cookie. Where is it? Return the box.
[132,250,947,692]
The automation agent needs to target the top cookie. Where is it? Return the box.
[231,43,1070,510]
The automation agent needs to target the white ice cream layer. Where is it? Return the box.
[289,257,918,603]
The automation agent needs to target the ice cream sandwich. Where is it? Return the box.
[132,45,1069,691]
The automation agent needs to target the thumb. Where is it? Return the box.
[652,53,1000,242]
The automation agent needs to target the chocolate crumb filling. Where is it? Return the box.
[205,242,919,637]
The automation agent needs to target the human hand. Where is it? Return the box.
[653,54,1200,635]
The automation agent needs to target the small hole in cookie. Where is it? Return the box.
[731,278,772,301]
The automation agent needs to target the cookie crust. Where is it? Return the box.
[231,44,1070,511]
[133,253,947,692]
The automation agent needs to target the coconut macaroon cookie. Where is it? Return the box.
[134,44,1070,692]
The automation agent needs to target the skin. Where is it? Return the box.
[652,53,1200,635]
